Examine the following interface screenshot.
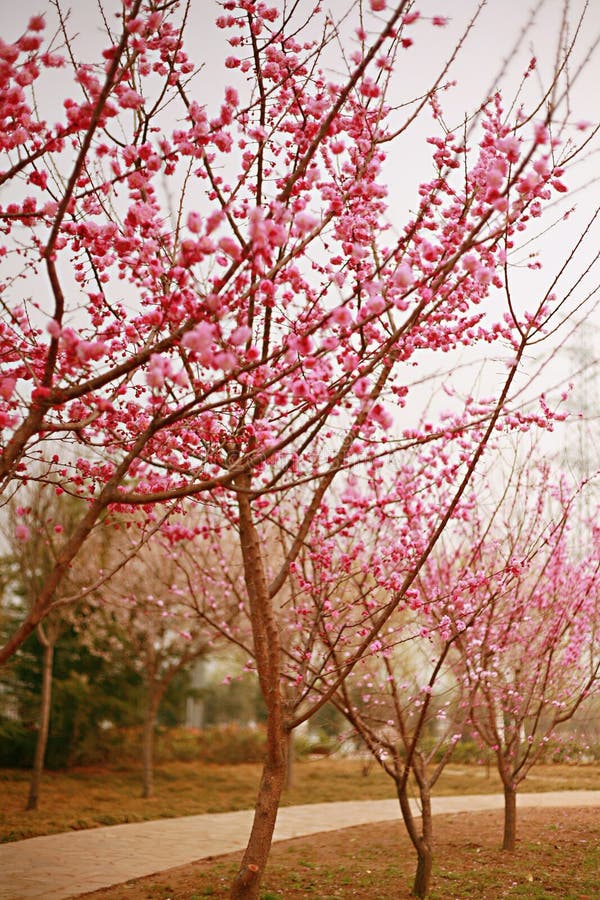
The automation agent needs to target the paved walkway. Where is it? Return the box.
[0,791,598,899]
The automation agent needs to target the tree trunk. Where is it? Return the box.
[284,727,295,791]
[412,843,433,899]
[230,736,287,899]
[142,686,161,799]
[396,780,434,899]
[412,789,433,899]
[502,782,517,851]
[230,473,287,899]
[26,629,54,811]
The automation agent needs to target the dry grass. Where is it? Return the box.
[1,757,599,843]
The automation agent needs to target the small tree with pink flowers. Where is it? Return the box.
[79,536,215,799]
[318,460,525,898]
[452,470,600,851]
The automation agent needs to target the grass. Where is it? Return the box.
[1,757,599,843]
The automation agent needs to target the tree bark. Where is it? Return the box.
[396,780,434,899]
[26,627,54,811]
[142,684,161,799]
[284,727,295,791]
[230,473,287,899]
[412,789,433,899]
[413,843,433,900]
[502,782,517,851]
[230,738,287,899]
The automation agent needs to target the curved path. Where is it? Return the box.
[1,791,598,899]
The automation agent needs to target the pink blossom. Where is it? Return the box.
[353,376,370,398]
[293,211,318,235]
[187,211,203,233]
[76,341,106,362]
[0,377,16,400]
[182,323,215,354]
[215,350,237,371]
[218,235,241,259]
[534,122,549,145]
[27,15,45,30]
[116,86,144,109]
[225,86,239,106]
[145,354,173,389]
[331,306,353,327]
[370,402,393,429]
[206,210,224,234]
[15,523,30,542]
[497,134,520,162]
[230,325,252,346]
[393,263,413,287]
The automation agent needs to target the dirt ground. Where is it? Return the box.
[79,805,600,899]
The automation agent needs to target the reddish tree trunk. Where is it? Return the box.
[230,474,287,899]
[502,783,517,851]
[230,737,287,899]
[397,780,434,899]
[412,788,433,898]
[142,685,162,799]
[284,727,295,791]
[26,629,54,811]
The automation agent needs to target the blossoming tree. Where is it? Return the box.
[78,537,214,799]
[1,1,599,895]
[453,474,600,851]
[0,483,113,809]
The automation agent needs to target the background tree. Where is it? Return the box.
[0,484,110,809]
[82,535,213,798]
[452,471,600,851]
[334,620,466,899]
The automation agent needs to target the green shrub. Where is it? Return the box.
[159,726,204,762]
[100,723,268,765]
[195,723,267,764]
[0,717,35,767]
[293,728,338,758]
[450,738,484,764]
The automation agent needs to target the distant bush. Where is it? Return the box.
[0,717,35,767]
[155,726,204,762]
[450,738,485,764]
[102,723,269,765]
[194,723,267,764]
[294,728,339,758]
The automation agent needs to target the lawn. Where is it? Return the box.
[1,757,599,842]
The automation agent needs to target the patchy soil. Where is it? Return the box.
[78,805,600,899]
